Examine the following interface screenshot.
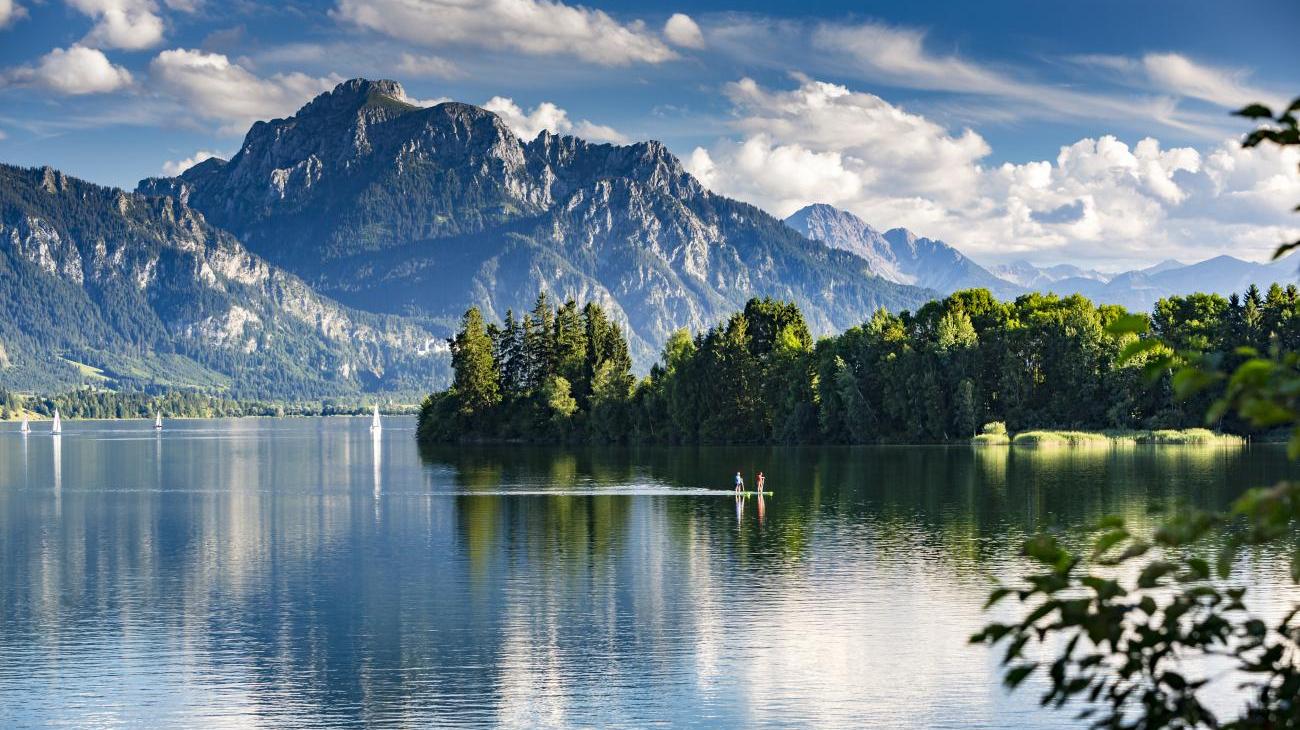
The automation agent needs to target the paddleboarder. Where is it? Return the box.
[757,471,766,493]
[734,471,745,493]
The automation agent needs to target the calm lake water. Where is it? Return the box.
[2,417,1298,728]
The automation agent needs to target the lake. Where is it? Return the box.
[1,417,1297,728]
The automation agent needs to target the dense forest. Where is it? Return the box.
[0,386,406,420]
[418,283,1300,444]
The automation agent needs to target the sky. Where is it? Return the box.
[0,0,1296,270]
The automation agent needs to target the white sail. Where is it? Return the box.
[51,409,61,435]
[370,404,382,432]
[20,414,29,434]
[154,413,163,430]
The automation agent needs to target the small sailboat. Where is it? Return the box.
[369,403,382,433]
[51,409,61,435]
[20,414,29,434]
[154,413,163,431]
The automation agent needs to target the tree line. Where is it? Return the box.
[419,283,1300,444]
[0,386,409,420]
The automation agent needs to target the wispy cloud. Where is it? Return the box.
[332,0,686,66]
[1073,52,1288,111]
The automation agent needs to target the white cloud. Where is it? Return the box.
[482,96,628,144]
[161,149,220,176]
[149,49,341,132]
[0,0,28,28]
[689,76,1300,267]
[664,13,704,49]
[396,52,460,79]
[332,0,678,66]
[1141,53,1284,110]
[68,0,165,50]
[702,20,1226,139]
[688,76,989,217]
[8,45,133,95]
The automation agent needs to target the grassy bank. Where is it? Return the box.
[973,428,1245,447]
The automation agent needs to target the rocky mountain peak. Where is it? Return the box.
[294,78,413,120]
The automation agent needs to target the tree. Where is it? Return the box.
[975,94,1300,729]
[449,307,500,420]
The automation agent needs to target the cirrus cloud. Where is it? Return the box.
[332,0,679,66]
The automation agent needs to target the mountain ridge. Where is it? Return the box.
[139,78,936,366]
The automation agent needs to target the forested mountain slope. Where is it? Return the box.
[0,164,446,398]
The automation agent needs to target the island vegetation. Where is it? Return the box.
[418,284,1300,445]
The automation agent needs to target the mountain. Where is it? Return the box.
[785,203,1023,298]
[0,163,445,398]
[1034,255,1298,310]
[139,79,932,365]
[989,260,1111,288]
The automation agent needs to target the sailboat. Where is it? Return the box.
[51,409,61,435]
[369,403,382,433]
[154,413,163,431]
[20,414,29,434]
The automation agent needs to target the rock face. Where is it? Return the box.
[0,162,445,397]
[140,79,932,364]
[785,203,1023,299]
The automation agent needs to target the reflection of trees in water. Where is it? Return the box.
[3,440,1286,724]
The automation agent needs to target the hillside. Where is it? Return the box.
[0,164,446,398]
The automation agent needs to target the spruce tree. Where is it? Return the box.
[450,307,501,419]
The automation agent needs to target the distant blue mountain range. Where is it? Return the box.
[785,203,1298,310]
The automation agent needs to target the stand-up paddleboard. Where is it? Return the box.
[732,491,773,496]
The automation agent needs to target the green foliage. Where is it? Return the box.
[974,95,1300,728]
[418,297,636,442]
[424,286,1300,445]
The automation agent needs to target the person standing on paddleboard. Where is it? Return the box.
[757,472,766,493]
[735,471,744,493]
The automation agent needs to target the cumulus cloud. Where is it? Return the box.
[0,0,28,28]
[161,149,220,176]
[396,52,461,79]
[664,13,704,49]
[68,0,165,50]
[332,0,678,66]
[150,48,341,132]
[482,96,628,144]
[688,76,1300,266]
[7,45,133,95]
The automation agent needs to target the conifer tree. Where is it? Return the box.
[450,307,500,419]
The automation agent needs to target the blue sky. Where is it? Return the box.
[0,0,1296,268]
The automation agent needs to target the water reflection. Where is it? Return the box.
[0,422,1295,728]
